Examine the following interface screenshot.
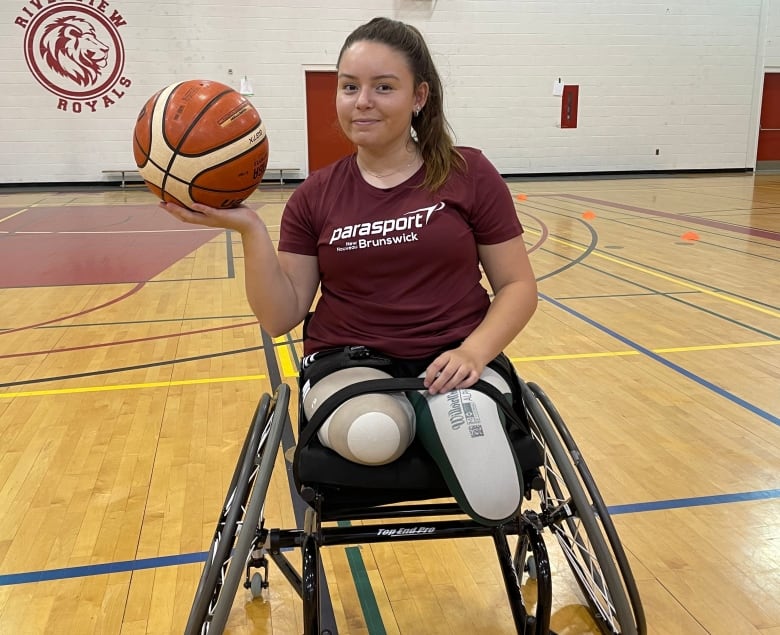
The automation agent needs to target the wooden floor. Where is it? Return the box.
[0,172,778,635]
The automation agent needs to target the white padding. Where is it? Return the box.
[346,413,402,464]
[303,367,415,466]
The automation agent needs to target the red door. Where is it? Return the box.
[305,71,355,172]
[757,73,780,161]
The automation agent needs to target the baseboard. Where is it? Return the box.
[501,167,753,181]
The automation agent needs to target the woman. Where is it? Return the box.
[163,17,538,524]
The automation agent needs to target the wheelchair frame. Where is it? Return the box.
[184,373,646,635]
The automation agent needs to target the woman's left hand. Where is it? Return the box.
[423,346,485,395]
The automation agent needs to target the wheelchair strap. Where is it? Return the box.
[294,377,531,466]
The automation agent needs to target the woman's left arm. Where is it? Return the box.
[423,234,538,393]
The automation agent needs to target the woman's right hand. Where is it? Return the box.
[160,201,264,235]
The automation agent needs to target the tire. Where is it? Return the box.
[512,521,551,634]
[521,381,646,635]
[185,384,290,635]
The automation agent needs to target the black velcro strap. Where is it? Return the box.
[293,377,530,465]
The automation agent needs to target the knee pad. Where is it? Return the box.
[302,367,416,466]
[410,367,523,525]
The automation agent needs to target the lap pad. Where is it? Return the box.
[409,367,523,525]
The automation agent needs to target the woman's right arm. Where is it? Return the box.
[161,201,320,336]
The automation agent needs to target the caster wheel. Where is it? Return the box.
[250,572,266,598]
[526,555,537,580]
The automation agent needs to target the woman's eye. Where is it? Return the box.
[377,84,393,92]
[341,84,357,92]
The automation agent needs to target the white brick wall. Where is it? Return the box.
[0,0,778,183]
[767,0,780,66]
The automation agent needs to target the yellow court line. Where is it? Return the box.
[0,374,267,400]
[0,208,30,224]
[526,228,780,318]
[655,340,780,353]
[4,341,775,399]
[274,336,298,378]
[510,339,779,363]
[512,350,639,362]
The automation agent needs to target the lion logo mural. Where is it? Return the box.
[39,15,109,87]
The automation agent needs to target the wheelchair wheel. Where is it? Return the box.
[520,381,646,635]
[184,383,290,635]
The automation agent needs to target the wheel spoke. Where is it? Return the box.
[184,385,290,635]
[522,385,639,635]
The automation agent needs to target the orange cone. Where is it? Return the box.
[681,231,700,241]
[582,210,596,220]
[516,193,527,201]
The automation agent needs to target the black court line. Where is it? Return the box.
[557,291,700,301]
[536,217,598,282]
[2,313,258,330]
[524,197,780,258]
[519,202,779,339]
[538,236,780,340]
[225,230,235,278]
[532,236,779,340]
[0,345,264,389]
[525,200,780,312]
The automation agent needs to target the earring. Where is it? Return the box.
[414,106,421,117]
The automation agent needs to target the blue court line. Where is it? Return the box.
[539,293,780,427]
[608,488,780,515]
[2,489,778,588]
[0,551,206,587]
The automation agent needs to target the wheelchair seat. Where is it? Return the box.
[293,360,545,514]
[294,401,545,513]
[295,433,451,507]
[293,380,543,517]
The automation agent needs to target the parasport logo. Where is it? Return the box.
[15,1,132,113]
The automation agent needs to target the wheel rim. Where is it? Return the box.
[201,418,274,627]
[529,411,630,634]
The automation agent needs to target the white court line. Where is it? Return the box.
[0,208,30,224]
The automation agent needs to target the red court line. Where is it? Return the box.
[0,319,258,359]
[0,282,146,336]
[517,207,549,253]
[560,194,780,241]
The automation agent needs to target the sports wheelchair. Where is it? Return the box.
[184,358,646,635]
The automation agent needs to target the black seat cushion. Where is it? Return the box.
[294,423,543,510]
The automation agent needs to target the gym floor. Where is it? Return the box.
[0,172,778,634]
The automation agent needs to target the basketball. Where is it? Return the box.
[132,79,269,210]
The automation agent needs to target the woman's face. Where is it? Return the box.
[336,40,427,152]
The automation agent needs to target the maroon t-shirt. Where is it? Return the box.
[278,147,523,358]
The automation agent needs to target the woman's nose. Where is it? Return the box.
[355,87,372,109]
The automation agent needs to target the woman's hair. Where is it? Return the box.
[337,17,464,191]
